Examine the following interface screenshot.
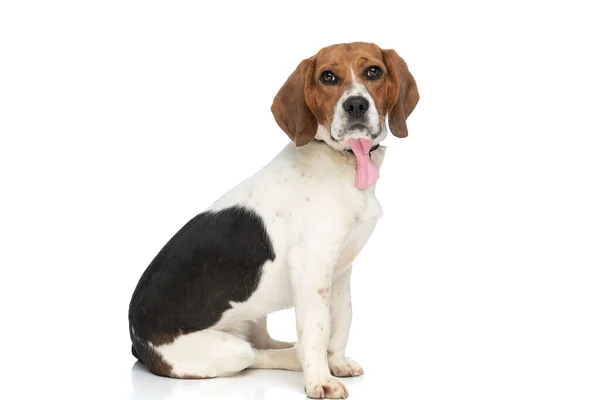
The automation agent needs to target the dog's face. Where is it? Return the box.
[272,42,419,150]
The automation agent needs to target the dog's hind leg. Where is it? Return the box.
[153,329,255,378]
[250,348,302,371]
[250,316,295,350]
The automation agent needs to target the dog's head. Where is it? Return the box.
[272,42,419,150]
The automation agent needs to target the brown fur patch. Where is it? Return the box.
[149,332,177,346]
[272,42,419,145]
[382,49,419,138]
[271,58,317,146]
[133,340,173,377]
[306,42,392,131]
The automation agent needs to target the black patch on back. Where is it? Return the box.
[128,206,275,345]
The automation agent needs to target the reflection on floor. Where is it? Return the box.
[130,361,308,400]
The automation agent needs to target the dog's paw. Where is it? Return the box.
[328,356,364,378]
[305,377,349,399]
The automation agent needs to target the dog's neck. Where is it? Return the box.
[312,139,380,154]
[290,139,386,178]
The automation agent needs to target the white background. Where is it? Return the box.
[1,1,599,399]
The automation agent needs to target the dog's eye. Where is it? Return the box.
[365,66,383,81]
[320,70,338,85]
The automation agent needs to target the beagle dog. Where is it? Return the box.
[129,42,419,399]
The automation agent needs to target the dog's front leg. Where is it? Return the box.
[289,246,349,399]
[328,266,364,377]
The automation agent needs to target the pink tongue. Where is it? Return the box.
[348,138,379,190]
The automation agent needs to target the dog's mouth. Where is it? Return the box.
[344,123,382,138]
[317,122,386,152]
[349,123,368,131]
[329,124,383,144]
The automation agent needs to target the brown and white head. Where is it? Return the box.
[271,42,419,151]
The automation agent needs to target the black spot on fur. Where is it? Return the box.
[129,206,275,366]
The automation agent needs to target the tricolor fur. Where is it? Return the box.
[129,42,419,399]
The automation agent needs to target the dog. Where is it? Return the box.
[129,42,419,399]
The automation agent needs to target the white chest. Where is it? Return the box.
[334,191,383,278]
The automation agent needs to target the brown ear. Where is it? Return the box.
[382,49,419,138]
[271,57,318,146]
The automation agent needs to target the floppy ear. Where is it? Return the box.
[382,49,419,138]
[271,57,318,146]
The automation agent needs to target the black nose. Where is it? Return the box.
[343,96,369,118]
